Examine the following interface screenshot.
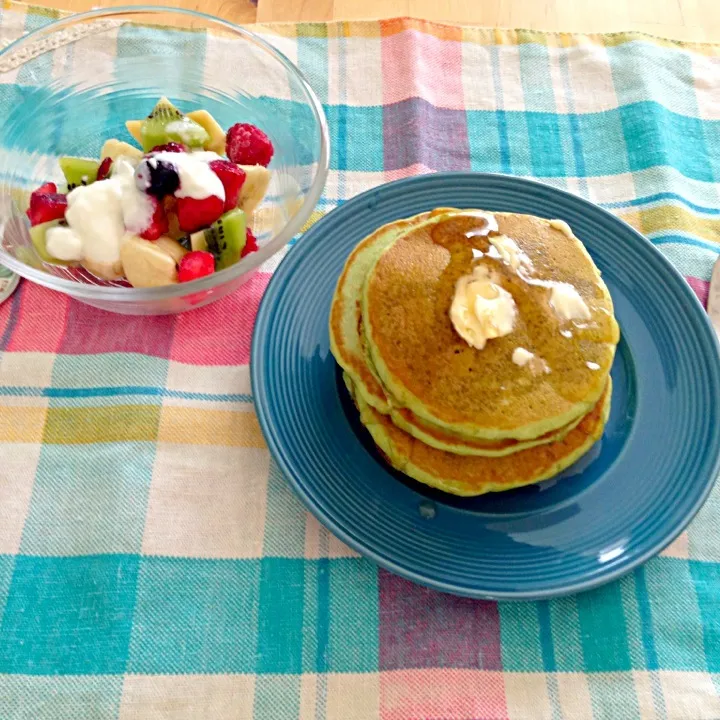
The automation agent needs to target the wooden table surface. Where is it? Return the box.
[36,0,720,43]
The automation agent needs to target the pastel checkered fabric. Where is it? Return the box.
[1,4,719,718]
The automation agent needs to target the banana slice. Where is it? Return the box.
[186,110,226,154]
[82,257,124,281]
[120,234,178,288]
[237,164,271,218]
[101,138,143,162]
[153,236,188,264]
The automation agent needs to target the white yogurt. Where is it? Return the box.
[62,157,153,267]
[45,225,83,261]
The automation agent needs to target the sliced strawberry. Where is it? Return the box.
[209,160,246,212]
[138,197,169,241]
[241,227,258,258]
[35,182,57,195]
[27,190,67,226]
[97,157,113,181]
[176,195,224,233]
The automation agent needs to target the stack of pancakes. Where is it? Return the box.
[329,208,620,496]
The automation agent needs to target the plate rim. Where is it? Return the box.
[251,171,720,600]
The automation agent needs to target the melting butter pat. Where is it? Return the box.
[450,265,517,350]
[549,282,591,322]
[512,347,535,366]
[487,234,531,271]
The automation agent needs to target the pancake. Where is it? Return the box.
[347,373,612,497]
[362,211,619,441]
[329,209,583,457]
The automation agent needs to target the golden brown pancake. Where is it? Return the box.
[350,375,611,497]
[362,211,619,441]
[329,210,583,456]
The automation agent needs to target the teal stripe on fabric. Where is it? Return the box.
[0,556,15,629]
[256,559,305,674]
[0,555,139,675]
[549,595,585,671]
[576,582,632,671]
[689,561,720,673]
[0,385,254,403]
[518,42,557,113]
[262,461,308,558]
[645,558,707,671]
[301,558,319,674]
[0,674,123,720]
[253,675,301,720]
[499,602,544,672]
[688,484,720,562]
[20,443,154,556]
[632,568,669,719]
[537,601,557,671]
[327,559,379,672]
[619,102,716,183]
[489,46,511,173]
[127,558,260,674]
[16,9,56,87]
[326,105,384,172]
[51,354,170,390]
[298,35,329,106]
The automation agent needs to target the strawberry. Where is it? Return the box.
[27,186,67,226]
[176,195,224,233]
[178,251,215,282]
[150,142,187,154]
[138,197,169,240]
[97,157,113,181]
[209,160,246,212]
[225,123,274,167]
[241,227,258,258]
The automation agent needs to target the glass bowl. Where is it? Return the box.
[0,6,329,315]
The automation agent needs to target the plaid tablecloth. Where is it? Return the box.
[1,3,719,718]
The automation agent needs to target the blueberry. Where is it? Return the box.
[135,158,180,198]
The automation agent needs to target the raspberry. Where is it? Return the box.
[150,142,187,153]
[241,227,258,258]
[35,182,57,195]
[138,197,169,240]
[209,160,246,212]
[176,195,224,233]
[225,123,274,167]
[27,186,67,226]
[97,157,113,181]
[178,250,215,282]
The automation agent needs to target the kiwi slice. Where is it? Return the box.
[30,219,69,264]
[140,97,210,152]
[59,157,100,190]
[200,209,247,270]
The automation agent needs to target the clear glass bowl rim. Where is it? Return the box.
[0,5,330,301]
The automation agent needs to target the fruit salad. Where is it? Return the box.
[25,97,272,288]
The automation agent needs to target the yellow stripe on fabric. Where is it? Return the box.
[158,406,266,448]
[0,406,47,443]
[43,405,161,444]
[639,206,720,243]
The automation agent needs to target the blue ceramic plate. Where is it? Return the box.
[251,173,720,600]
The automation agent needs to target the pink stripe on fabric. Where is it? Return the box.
[380,669,508,720]
[686,276,709,307]
[384,163,435,182]
[7,283,69,353]
[170,271,271,366]
[382,29,466,111]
